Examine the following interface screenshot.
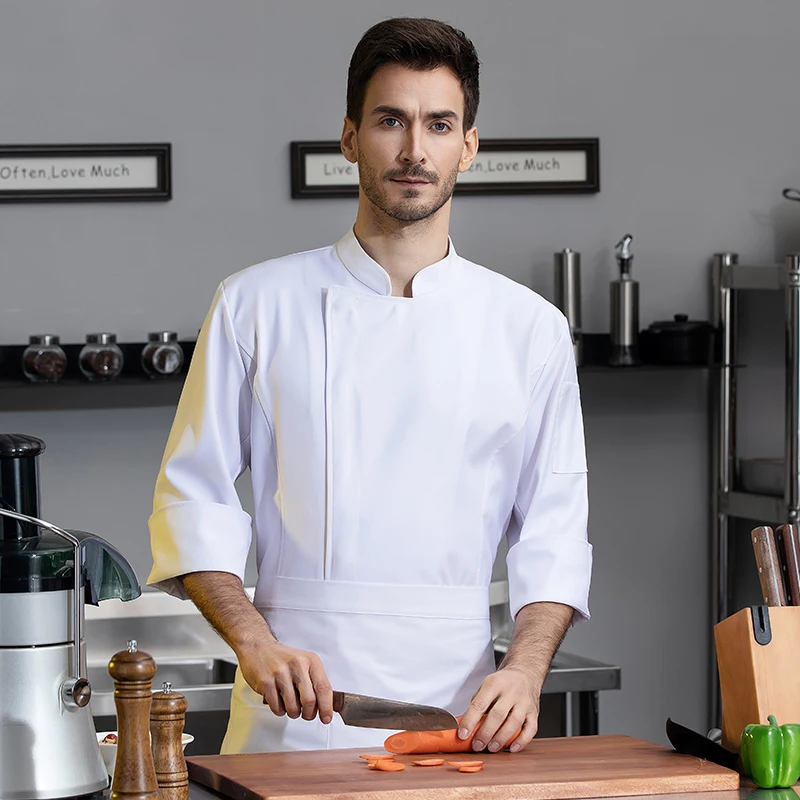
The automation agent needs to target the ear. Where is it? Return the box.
[340,117,358,164]
[458,127,479,173]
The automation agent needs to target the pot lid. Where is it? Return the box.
[647,314,713,333]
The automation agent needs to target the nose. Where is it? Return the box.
[398,126,426,165]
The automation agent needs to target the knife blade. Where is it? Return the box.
[751,525,788,606]
[775,523,800,606]
[332,691,458,731]
[665,718,741,773]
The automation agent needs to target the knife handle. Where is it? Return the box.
[775,524,800,606]
[752,526,788,606]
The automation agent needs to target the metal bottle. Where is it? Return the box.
[609,234,641,366]
[554,248,583,366]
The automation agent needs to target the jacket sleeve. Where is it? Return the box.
[505,322,592,623]
[147,282,254,599]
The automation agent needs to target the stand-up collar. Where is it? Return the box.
[334,228,457,297]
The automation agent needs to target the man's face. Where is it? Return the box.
[341,64,478,223]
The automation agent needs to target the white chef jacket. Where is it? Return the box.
[148,228,591,754]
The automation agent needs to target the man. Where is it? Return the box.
[148,17,591,755]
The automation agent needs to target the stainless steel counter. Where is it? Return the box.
[86,588,620,740]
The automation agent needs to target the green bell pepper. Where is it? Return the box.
[740,715,800,788]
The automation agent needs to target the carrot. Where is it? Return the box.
[459,765,484,773]
[371,760,406,772]
[446,760,485,767]
[412,758,445,766]
[359,754,395,761]
[383,716,521,755]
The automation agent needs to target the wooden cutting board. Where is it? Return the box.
[186,734,740,800]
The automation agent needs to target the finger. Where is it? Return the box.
[458,682,500,741]
[509,712,539,753]
[472,701,513,752]
[260,682,287,716]
[309,657,334,724]
[293,668,319,722]
[487,706,528,752]
[276,673,302,719]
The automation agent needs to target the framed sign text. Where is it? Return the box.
[291,138,599,199]
[0,144,171,202]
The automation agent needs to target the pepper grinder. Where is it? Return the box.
[108,640,159,800]
[609,233,641,366]
[150,681,189,800]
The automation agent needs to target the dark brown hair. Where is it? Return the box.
[346,17,480,133]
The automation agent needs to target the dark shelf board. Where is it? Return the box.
[0,333,716,413]
[0,376,185,412]
[578,363,714,373]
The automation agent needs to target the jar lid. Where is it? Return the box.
[28,334,60,346]
[86,332,117,344]
[147,332,178,343]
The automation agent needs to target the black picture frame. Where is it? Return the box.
[290,138,599,199]
[0,143,171,202]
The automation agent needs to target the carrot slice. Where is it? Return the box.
[359,754,395,761]
[459,765,484,773]
[372,760,406,772]
[384,715,521,754]
[412,758,445,766]
[446,760,485,767]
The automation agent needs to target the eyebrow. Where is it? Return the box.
[370,105,460,122]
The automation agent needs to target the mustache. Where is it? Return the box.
[383,166,439,184]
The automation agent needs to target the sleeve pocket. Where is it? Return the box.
[552,382,588,474]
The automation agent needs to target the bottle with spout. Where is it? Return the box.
[609,233,641,366]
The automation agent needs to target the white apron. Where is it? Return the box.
[148,230,592,753]
[222,581,495,752]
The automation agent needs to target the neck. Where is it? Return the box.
[353,199,452,297]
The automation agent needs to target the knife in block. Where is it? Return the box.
[775,523,800,606]
[752,525,788,606]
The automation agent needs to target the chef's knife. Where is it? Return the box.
[665,718,741,773]
[775,524,800,606]
[751,526,788,606]
[332,691,459,731]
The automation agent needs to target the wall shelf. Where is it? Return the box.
[0,334,713,413]
[0,340,195,412]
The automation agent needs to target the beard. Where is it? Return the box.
[357,159,459,223]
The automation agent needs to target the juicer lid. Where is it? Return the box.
[0,525,141,600]
[0,433,46,458]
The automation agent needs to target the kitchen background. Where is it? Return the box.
[1,0,798,746]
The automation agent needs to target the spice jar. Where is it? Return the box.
[79,333,124,382]
[22,335,68,383]
[141,332,184,379]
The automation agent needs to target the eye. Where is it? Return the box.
[432,122,451,132]
[381,117,402,128]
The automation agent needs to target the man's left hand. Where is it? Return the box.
[458,666,541,753]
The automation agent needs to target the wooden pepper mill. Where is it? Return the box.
[108,639,159,800]
[150,681,189,800]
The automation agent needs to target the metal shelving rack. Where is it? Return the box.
[711,251,800,724]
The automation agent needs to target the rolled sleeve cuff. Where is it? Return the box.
[147,501,253,599]
[506,536,592,624]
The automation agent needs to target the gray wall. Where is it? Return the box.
[2,0,800,745]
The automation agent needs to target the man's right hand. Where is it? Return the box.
[179,572,335,725]
[239,641,334,723]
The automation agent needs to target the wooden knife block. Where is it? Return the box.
[714,605,800,751]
